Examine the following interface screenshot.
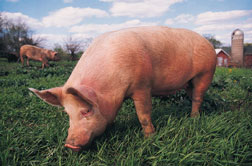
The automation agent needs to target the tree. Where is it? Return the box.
[0,13,44,61]
[0,13,8,53]
[204,34,222,49]
[53,43,68,60]
[64,36,93,61]
[244,43,252,54]
[244,43,252,47]
[64,36,82,61]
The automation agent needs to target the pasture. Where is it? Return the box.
[1,59,252,165]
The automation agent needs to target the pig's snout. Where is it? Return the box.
[64,131,92,152]
[64,139,91,152]
[54,56,60,61]
[64,144,81,152]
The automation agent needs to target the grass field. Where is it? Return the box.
[1,59,252,165]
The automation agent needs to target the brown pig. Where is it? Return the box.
[20,44,59,69]
[29,26,216,151]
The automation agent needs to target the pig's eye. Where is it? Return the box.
[81,109,93,117]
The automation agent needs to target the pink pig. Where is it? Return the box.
[29,26,216,152]
[20,45,59,69]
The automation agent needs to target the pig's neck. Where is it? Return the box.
[97,91,125,124]
[67,69,128,124]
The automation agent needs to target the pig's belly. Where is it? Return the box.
[151,73,191,96]
[151,83,188,96]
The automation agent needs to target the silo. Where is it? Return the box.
[231,29,244,67]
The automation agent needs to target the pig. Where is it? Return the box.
[29,26,216,152]
[20,44,59,69]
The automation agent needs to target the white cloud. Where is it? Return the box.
[70,19,157,36]
[175,14,194,24]
[215,33,232,45]
[165,14,194,25]
[1,12,43,29]
[194,23,252,33]
[34,33,93,49]
[33,33,67,48]
[102,0,184,18]
[71,33,93,39]
[63,0,73,3]
[42,7,109,28]
[195,10,252,25]
[245,30,252,43]
[164,9,252,45]
[193,10,252,38]
[246,30,252,36]
[165,10,252,26]
[215,30,252,45]
[38,19,157,46]
[34,34,66,41]
[165,19,174,25]
[194,21,252,45]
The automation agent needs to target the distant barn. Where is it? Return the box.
[244,54,252,68]
[244,45,252,68]
[215,49,230,67]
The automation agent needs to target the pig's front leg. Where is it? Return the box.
[132,90,155,137]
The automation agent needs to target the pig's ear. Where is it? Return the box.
[66,85,98,107]
[29,87,62,106]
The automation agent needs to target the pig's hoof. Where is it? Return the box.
[190,112,200,117]
[144,131,155,138]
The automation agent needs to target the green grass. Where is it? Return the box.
[1,60,252,165]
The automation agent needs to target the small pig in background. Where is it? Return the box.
[29,26,216,152]
[20,44,59,69]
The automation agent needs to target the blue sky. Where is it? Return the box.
[1,0,252,48]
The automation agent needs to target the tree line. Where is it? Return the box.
[0,13,44,61]
[0,13,92,62]
[1,12,251,63]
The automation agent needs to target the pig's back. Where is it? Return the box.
[66,26,216,94]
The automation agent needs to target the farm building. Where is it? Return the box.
[244,46,252,68]
[215,49,230,67]
[231,29,244,67]
[244,53,252,68]
[217,47,252,68]
[215,28,252,68]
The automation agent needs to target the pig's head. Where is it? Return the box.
[29,85,108,152]
[48,51,59,61]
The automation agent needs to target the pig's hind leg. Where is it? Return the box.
[20,54,24,67]
[41,58,48,69]
[132,89,155,137]
[26,58,30,66]
[189,72,214,117]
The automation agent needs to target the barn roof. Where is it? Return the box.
[215,49,231,57]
